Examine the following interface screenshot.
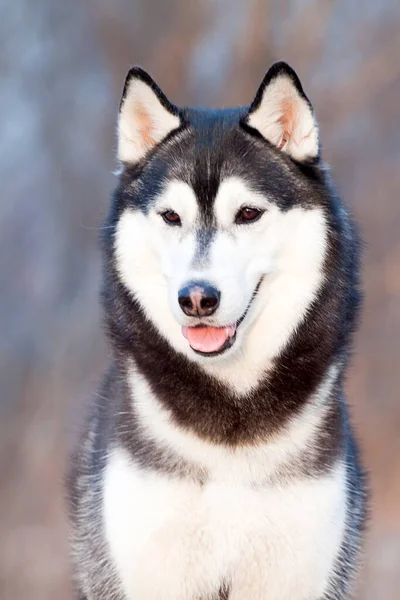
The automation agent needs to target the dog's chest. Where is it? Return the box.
[103,446,346,600]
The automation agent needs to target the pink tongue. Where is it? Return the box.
[182,325,235,353]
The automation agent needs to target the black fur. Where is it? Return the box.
[67,63,367,599]
[104,114,358,447]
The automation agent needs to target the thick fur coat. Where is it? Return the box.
[67,62,367,600]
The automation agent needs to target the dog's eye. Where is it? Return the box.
[161,210,181,226]
[235,207,263,224]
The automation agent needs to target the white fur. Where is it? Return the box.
[118,78,180,163]
[108,175,345,600]
[103,446,346,600]
[115,177,327,394]
[115,181,199,358]
[248,74,319,161]
[129,362,339,483]
[204,179,327,391]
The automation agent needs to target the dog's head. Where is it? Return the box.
[110,63,332,379]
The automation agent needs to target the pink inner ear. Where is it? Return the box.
[277,97,295,149]
[277,137,287,151]
[135,102,155,149]
[248,75,318,161]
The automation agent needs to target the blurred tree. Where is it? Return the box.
[0,1,399,598]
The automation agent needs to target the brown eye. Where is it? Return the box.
[235,207,263,224]
[161,210,181,226]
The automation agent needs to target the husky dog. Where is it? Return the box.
[67,62,367,600]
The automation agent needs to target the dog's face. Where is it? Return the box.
[112,63,329,376]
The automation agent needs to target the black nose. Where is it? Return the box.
[178,281,221,317]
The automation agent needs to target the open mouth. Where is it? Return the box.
[182,323,238,356]
[181,278,262,357]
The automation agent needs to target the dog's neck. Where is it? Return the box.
[108,279,342,447]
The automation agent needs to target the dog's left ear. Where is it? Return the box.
[118,67,181,164]
[245,62,319,162]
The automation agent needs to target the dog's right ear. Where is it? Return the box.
[118,68,181,165]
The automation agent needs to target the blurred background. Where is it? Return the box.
[0,0,399,598]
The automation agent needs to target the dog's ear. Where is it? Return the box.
[118,67,181,164]
[244,62,319,162]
